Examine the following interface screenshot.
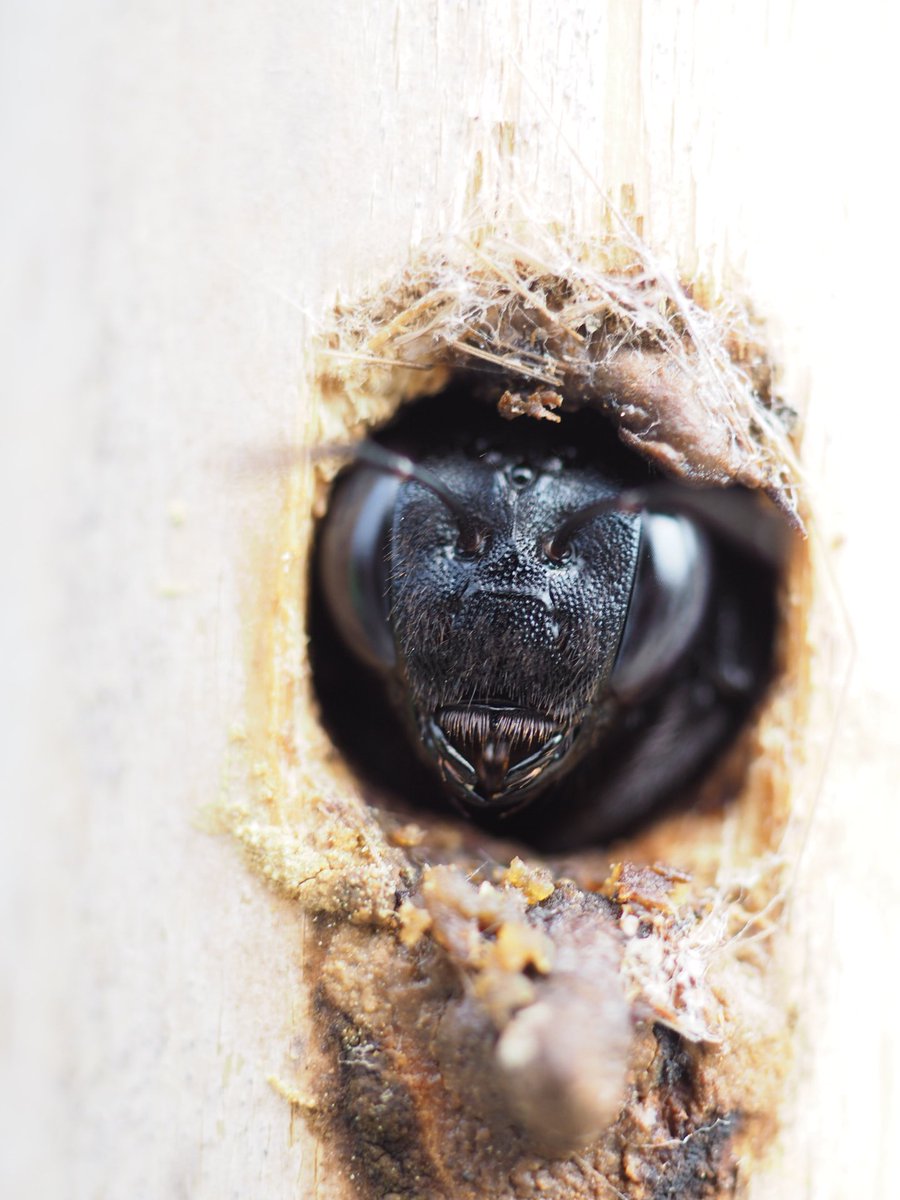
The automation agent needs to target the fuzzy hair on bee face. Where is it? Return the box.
[387,461,642,727]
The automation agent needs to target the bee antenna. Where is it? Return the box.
[544,483,789,567]
[319,440,476,529]
[542,491,644,561]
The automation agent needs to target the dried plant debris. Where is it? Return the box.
[320,231,802,523]
[232,230,808,1199]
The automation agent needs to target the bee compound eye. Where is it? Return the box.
[317,465,399,671]
[610,513,712,700]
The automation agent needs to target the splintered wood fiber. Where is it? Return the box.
[226,224,813,1200]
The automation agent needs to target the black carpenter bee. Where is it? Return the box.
[311,395,783,850]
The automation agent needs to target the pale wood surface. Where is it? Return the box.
[3,2,899,1197]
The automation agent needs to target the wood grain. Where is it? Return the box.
[3,2,898,1197]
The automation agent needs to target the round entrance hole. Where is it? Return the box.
[235,242,813,1197]
[308,384,782,854]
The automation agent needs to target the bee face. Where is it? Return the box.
[386,444,641,808]
[314,399,778,847]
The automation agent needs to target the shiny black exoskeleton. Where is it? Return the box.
[311,397,782,850]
